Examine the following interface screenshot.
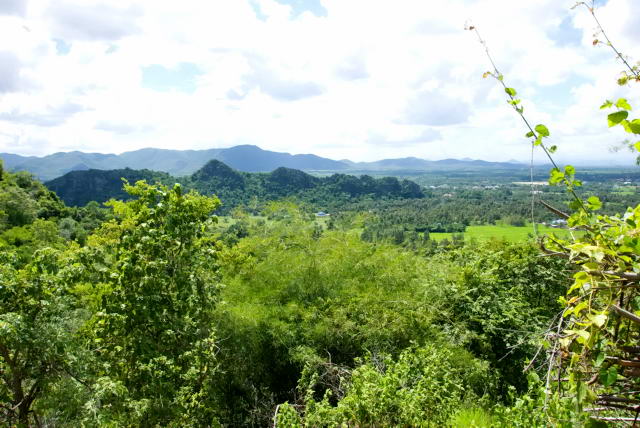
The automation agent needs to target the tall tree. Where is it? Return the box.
[85,181,222,427]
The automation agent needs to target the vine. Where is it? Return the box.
[469,2,640,424]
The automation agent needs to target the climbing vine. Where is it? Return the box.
[470,1,640,424]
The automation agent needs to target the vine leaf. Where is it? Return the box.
[587,196,602,211]
[599,366,617,387]
[549,168,565,185]
[535,124,550,137]
[616,98,632,111]
[564,165,576,177]
[591,313,607,327]
[608,111,629,127]
[623,119,640,134]
[600,100,613,109]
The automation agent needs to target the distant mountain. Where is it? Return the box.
[348,157,525,171]
[46,159,424,210]
[1,151,123,181]
[1,145,349,181]
[350,157,433,170]
[117,148,223,176]
[2,145,527,181]
[215,145,348,172]
[1,153,38,169]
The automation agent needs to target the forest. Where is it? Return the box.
[0,162,574,427]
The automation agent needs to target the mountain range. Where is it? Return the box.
[1,144,525,181]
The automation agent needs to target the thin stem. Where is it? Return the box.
[470,27,587,212]
[577,1,640,80]
[530,141,538,236]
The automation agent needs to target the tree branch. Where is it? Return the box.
[611,304,640,325]
[538,200,569,219]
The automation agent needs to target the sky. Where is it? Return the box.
[0,0,639,165]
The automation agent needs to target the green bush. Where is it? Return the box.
[278,343,495,427]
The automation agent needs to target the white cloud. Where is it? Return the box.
[0,51,23,92]
[403,89,471,126]
[0,0,638,165]
[0,102,85,126]
[0,0,27,17]
[46,1,142,42]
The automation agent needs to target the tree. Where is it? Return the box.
[0,248,79,427]
[84,181,222,426]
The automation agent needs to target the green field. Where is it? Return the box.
[612,186,637,196]
[430,224,576,242]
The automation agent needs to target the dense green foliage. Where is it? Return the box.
[45,160,424,213]
[0,248,81,427]
[1,160,580,426]
[81,182,222,426]
[277,344,493,427]
[46,168,174,207]
[206,210,572,425]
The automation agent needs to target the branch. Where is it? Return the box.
[467,26,588,212]
[272,404,281,428]
[605,357,640,368]
[589,270,640,282]
[539,239,569,259]
[611,304,640,325]
[590,417,640,422]
[598,396,640,404]
[590,402,640,412]
[538,200,569,219]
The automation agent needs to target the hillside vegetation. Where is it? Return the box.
[45,159,424,211]
[1,163,575,426]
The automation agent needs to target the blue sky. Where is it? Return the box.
[0,0,638,165]
[142,63,203,93]
[252,0,327,19]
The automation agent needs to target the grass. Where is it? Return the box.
[613,187,637,196]
[429,224,576,242]
[449,407,494,428]
[215,215,575,243]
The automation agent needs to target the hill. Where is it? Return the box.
[46,168,175,207]
[46,160,424,210]
[2,145,525,181]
